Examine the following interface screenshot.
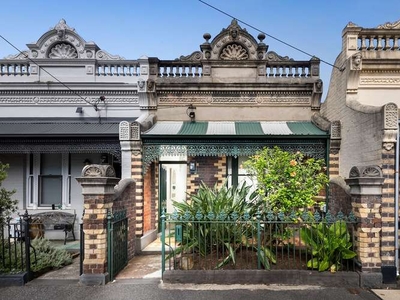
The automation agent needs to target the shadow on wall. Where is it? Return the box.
[328,177,352,215]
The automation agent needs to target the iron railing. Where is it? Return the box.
[162,210,359,276]
[107,209,128,281]
[0,211,32,279]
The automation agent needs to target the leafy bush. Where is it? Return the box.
[244,146,328,213]
[0,162,18,225]
[300,220,357,272]
[168,181,276,269]
[30,238,72,272]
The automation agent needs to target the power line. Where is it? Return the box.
[0,34,101,109]
[198,0,344,71]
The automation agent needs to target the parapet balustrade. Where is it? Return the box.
[358,32,400,51]
[0,62,31,76]
[96,61,140,76]
[265,61,311,77]
[158,61,203,77]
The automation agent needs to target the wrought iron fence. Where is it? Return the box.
[0,212,32,279]
[161,210,359,276]
[107,209,128,281]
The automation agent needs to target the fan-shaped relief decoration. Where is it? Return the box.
[266,51,293,62]
[82,164,116,177]
[220,44,248,60]
[177,51,202,61]
[362,166,382,177]
[48,43,78,59]
[349,165,382,178]
[95,50,125,60]
[377,19,400,29]
[349,166,360,178]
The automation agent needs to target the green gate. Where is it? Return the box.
[107,209,128,281]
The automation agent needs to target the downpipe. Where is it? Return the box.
[395,122,399,276]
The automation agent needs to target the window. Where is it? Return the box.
[27,153,71,209]
[39,153,62,207]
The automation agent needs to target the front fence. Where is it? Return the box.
[162,210,359,276]
[0,212,32,281]
[107,209,128,281]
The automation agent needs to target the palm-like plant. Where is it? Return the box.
[167,181,275,269]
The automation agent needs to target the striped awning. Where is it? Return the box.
[143,121,327,137]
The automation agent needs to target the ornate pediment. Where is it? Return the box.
[3,19,124,60]
[377,19,400,29]
[197,19,268,61]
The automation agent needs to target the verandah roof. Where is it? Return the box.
[142,121,328,138]
[141,121,329,171]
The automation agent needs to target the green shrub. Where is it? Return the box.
[30,238,72,272]
[244,146,328,213]
[168,181,275,269]
[300,220,357,272]
[0,162,18,226]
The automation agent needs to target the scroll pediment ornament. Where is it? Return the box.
[220,44,248,60]
[96,50,125,60]
[5,51,29,60]
[177,51,202,61]
[265,51,293,62]
[49,43,78,59]
[377,19,400,29]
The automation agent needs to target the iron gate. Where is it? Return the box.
[107,209,128,281]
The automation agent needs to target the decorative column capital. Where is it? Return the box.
[345,165,384,195]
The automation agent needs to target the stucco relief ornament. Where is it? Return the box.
[138,80,145,91]
[220,44,248,60]
[351,53,362,70]
[49,43,78,59]
[82,164,116,177]
[53,19,74,40]
[377,19,400,29]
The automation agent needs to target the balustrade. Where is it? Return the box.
[158,62,203,77]
[265,62,310,78]
[96,62,140,76]
[0,62,31,76]
[358,33,400,51]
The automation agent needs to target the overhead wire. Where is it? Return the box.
[198,0,344,71]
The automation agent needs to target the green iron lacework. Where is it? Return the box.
[166,210,358,223]
[142,142,326,173]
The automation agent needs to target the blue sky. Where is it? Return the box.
[1,0,400,100]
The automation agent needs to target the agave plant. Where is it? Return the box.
[167,181,276,269]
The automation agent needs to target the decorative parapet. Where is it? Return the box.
[343,19,400,57]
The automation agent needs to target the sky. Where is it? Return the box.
[1,0,400,101]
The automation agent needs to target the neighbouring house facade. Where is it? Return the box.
[320,20,400,279]
[1,18,399,280]
[0,19,146,239]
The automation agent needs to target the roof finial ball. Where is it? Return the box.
[258,33,266,44]
[203,33,211,43]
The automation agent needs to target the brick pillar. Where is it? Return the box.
[345,165,384,288]
[76,164,119,286]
